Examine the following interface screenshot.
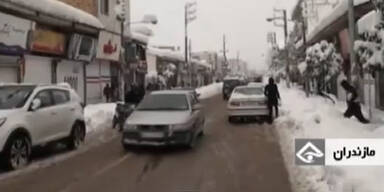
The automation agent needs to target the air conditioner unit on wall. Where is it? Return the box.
[68,34,97,62]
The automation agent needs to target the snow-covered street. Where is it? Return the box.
[276,85,384,192]
[0,85,291,192]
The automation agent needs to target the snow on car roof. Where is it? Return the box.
[247,82,264,87]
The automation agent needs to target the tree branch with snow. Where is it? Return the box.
[303,40,343,91]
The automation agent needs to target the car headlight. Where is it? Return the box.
[230,101,241,107]
[124,124,137,131]
[0,117,6,127]
[170,123,190,131]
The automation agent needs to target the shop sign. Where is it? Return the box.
[96,31,121,61]
[30,26,66,55]
[0,12,32,55]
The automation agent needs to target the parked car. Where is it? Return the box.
[222,77,243,100]
[122,90,205,149]
[227,84,268,123]
[172,87,201,99]
[248,82,264,87]
[0,84,85,170]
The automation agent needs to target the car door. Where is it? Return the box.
[51,89,72,138]
[189,94,203,132]
[26,89,57,144]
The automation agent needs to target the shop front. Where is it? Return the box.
[87,30,121,103]
[0,12,33,83]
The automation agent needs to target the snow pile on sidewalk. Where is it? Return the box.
[275,86,384,192]
[84,103,116,133]
[196,82,223,99]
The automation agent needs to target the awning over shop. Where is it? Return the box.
[147,47,185,63]
[307,0,374,45]
[191,59,212,70]
[131,32,149,45]
[0,0,104,34]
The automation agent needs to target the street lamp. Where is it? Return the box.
[185,1,197,87]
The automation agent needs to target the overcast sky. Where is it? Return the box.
[131,0,297,71]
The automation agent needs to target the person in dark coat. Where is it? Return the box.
[103,84,111,102]
[264,77,281,123]
[340,80,369,124]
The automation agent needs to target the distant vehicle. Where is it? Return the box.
[227,84,268,123]
[0,84,85,170]
[122,90,205,148]
[248,82,264,87]
[222,77,243,100]
[252,76,263,83]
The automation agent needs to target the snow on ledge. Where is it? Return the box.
[131,32,149,44]
[196,82,223,99]
[357,10,380,33]
[307,0,370,43]
[5,0,104,29]
[147,47,184,62]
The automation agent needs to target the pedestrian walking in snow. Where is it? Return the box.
[340,80,369,124]
[264,77,281,123]
[103,84,111,102]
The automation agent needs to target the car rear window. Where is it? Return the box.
[137,94,189,111]
[234,87,263,95]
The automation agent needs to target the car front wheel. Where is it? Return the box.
[228,116,235,124]
[67,123,85,150]
[3,134,31,170]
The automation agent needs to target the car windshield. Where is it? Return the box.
[0,86,35,110]
[234,87,263,96]
[137,94,189,111]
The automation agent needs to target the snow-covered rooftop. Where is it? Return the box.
[4,0,104,29]
[130,32,149,44]
[191,59,212,69]
[147,47,185,62]
[307,0,370,43]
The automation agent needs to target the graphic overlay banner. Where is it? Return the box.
[295,139,384,166]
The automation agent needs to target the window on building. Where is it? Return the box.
[100,0,109,15]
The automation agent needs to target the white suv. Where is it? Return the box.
[0,84,85,170]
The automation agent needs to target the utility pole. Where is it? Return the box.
[237,51,240,74]
[267,9,290,87]
[347,0,356,82]
[185,1,197,86]
[189,38,194,86]
[221,34,229,76]
[348,0,356,84]
[282,9,291,87]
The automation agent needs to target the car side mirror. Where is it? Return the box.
[30,98,42,111]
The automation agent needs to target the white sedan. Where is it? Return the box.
[227,85,269,123]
